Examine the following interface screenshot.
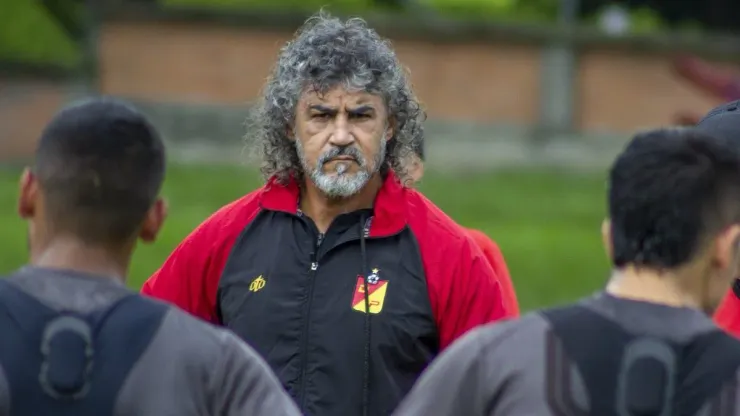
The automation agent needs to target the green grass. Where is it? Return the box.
[0,164,609,312]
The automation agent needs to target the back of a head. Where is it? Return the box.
[34,98,165,245]
[608,127,740,270]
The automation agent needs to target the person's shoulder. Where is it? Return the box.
[151,301,272,377]
[204,187,265,229]
[465,227,487,240]
[159,307,285,392]
[187,187,266,245]
[155,302,247,353]
[465,228,496,247]
[463,313,550,350]
[436,312,550,371]
[714,286,740,336]
[403,188,469,246]
[465,228,503,255]
[130,299,301,413]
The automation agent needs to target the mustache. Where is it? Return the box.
[318,147,365,167]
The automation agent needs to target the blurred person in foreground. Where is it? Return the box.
[395,127,740,415]
[408,142,519,315]
[141,11,513,416]
[0,98,300,416]
[702,101,740,338]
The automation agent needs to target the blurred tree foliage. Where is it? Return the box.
[165,0,562,24]
[164,0,677,30]
[0,0,80,68]
[419,0,560,24]
[165,0,377,13]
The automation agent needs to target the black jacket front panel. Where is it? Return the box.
[217,209,438,416]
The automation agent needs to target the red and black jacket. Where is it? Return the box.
[714,281,740,337]
[142,172,514,416]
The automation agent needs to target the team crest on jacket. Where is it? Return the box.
[352,268,387,314]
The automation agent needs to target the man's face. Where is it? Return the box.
[293,86,392,199]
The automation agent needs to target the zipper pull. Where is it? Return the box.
[310,250,319,272]
[309,233,323,272]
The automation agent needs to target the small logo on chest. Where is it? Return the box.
[249,275,266,292]
[367,268,380,284]
[352,268,388,314]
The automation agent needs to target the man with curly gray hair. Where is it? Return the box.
[142,11,514,416]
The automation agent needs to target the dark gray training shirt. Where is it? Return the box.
[0,267,301,416]
[394,292,740,416]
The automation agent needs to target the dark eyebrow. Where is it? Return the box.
[348,105,375,115]
[308,105,336,114]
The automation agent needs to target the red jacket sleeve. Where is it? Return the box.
[406,191,515,350]
[465,228,520,316]
[141,194,261,323]
[429,233,512,350]
[714,287,740,337]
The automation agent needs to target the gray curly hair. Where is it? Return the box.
[246,11,425,186]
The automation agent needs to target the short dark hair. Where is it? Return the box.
[608,127,740,269]
[34,97,165,245]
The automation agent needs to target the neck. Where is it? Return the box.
[301,174,383,232]
[30,235,132,283]
[605,266,700,309]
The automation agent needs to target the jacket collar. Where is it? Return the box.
[259,171,407,237]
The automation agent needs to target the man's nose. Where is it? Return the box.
[329,115,354,147]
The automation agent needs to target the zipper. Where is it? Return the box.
[298,232,323,410]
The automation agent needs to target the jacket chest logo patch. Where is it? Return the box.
[352,268,387,314]
[249,275,266,292]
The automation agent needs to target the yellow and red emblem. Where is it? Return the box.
[352,268,388,314]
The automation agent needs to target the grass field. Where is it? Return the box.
[0,164,610,312]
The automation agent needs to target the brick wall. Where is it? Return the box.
[97,20,731,134]
[577,49,720,133]
[98,21,541,126]
[0,80,67,162]
[2,19,734,164]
